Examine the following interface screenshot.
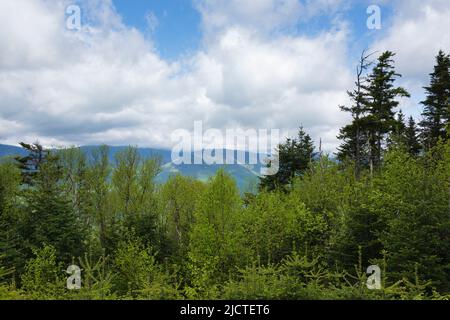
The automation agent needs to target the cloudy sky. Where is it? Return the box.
[0,0,449,153]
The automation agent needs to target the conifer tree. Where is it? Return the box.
[337,50,373,176]
[387,110,407,149]
[420,50,450,149]
[365,51,410,170]
[260,127,315,191]
[404,116,422,157]
[20,151,84,263]
[14,142,48,186]
[379,147,450,290]
[394,110,406,136]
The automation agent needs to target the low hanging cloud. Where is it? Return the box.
[0,0,448,153]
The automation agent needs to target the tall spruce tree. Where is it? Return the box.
[260,127,315,191]
[337,51,373,176]
[365,51,410,170]
[18,147,84,263]
[420,50,450,149]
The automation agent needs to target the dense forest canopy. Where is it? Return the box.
[0,50,449,300]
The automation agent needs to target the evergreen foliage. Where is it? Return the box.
[260,127,315,191]
[420,50,450,149]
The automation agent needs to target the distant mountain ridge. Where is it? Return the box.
[0,144,261,192]
[0,144,28,158]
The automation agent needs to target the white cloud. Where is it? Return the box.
[195,0,346,41]
[0,0,355,153]
[375,0,450,78]
[372,0,450,118]
[194,0,303,35]
[191,25,352,141]
[0,0,66,69]
[1,0,448,154]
